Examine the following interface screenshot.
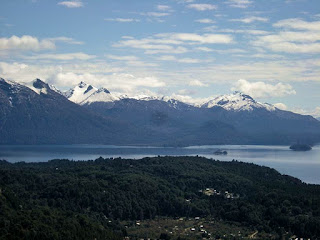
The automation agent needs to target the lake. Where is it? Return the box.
[0,144,319,184]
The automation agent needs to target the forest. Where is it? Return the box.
[0,156,320,239]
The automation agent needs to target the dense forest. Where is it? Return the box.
[0,156,320,239]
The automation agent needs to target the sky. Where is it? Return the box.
[0,0,320,117]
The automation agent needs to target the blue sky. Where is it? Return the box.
[0,0,320,116]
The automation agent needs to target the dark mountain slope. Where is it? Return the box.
[85,97,320,145]
[1,78,320,146]
[0,78,128,144]
[84,99,242,146]
[203,106,320,144]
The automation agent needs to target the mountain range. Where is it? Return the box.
[1,77,320,146]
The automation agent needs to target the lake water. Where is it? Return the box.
[0,144,319,184]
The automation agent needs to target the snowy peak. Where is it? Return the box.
[32,78,47,89]
[83,87,119,104]
[96,87,110,94]
[31,79,50,95]
[0,78,49,96]
[202,92,276,112]
[78,81,88,88]
[0,78,279,112]
[65,82,118,105]
[0,78,20,87]
[65,82,98,104]
[22,78,62,95]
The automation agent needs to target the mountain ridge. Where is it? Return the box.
[63,80,286,113]
[1,77,320,146]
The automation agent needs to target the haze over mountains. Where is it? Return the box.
[1,78,320,146]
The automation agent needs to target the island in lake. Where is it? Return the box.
[290,143,312,151]
[213,149,228,155]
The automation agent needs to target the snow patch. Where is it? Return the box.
[66,82,98,104]
[202,92,276,112]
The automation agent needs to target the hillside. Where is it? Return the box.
[0,78,130,144]
[0,156,319,239]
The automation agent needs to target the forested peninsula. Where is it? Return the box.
[0,156,319,239]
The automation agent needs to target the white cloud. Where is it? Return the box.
[178,58,201,63]
[0,36,84,53]
[25,52,96,60]
[177,89,197,95]
[106,55,139,61]
[255,32,320,44]
[211,48,246,54]
[157,55,202,63]
[195,18,215,24]
[0,61,120,87]
[106,55,158,67]
[105,18,140,22]
[168,94,215,106]
[144,46,188,54]
[46,37,84,45]
[0,62,29,75]
[52,72,165,92]
[187,4,217,11]
[144,12,170,17]
[114,33,233,55]
[157,5,172,11]
[251,19,320,54]
[273,103,288,110]
[157,33,233,44]
[230,16,269,23]
[232,79,296,98]
[254,41,320,54]
[177,0,194,3]
[189,79,208,87]
[57,1,83,8]
[195,47,213,52]
[274,18,320,31]
[249,53,285,59]
[0,61,163,93]
[157,55,176,61]
[253,33,320,54]
[153,58,320,86]
[114,38,187,54]
[218,29,269,35]
[311,107,320,118]
[0,35,55,51]
[226,0,252,8]
[292,106,320,118]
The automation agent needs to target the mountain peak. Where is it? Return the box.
[232,91,255,102]
[78,81,87,88]
[97,87,110,94]
[0,78,16,86]
[202,92,275,112]
[32,78,48,89]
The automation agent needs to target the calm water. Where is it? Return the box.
[0,144,319,184]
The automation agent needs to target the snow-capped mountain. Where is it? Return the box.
[0,78,128,144]
[64,82,120,105]
[202,92,276,112]
[64,81,98,104]
[82,87,120,104]
[28,79,63,95]
[65,82,280,112]
[1,77,320,146]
